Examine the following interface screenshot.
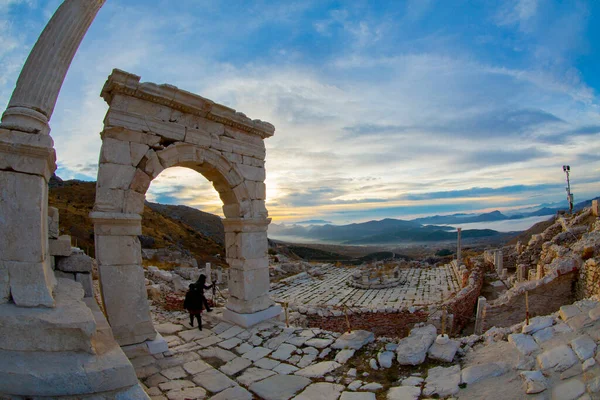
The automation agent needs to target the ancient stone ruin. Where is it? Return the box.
[0,0,279,397]
[1,1,600,399]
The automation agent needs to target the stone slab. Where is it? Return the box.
[222,304,282,328]
[331,330,375,350]
[249,374,311,400]
[293,382,345,400]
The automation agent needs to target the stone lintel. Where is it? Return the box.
[101,69,275,139]
[222,304,283,328]
[223,217,271,233]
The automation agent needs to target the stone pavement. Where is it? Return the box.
[270,264,460,309]
[133,294,600,400]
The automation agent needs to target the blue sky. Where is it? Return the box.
[0,0,598,224]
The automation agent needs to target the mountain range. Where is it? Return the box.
[270,196,599,245]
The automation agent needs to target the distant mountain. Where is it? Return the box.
[412,210,512,225]
[146,202,224,245]
[295,219,332,225]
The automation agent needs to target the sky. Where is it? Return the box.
[0,0,598,225]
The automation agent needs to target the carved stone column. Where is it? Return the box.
[222,218,282,327]
[90,211,156,346]
[1,0,105,134]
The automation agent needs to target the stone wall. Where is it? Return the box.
[306,310,429,337]
[576,257,600,299]
[444,266,484,334]
[484,270,576,329]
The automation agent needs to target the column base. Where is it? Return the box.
[222,304,283,328]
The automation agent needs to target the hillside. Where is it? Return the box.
[48,177,226,266]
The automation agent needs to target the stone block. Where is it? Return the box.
[123,189,145,214]
[238,231,268,260]
[129,168,151,193]
[95,235,141,266]
[222,304,282,328]
[248,374,311,400]
[56,253,94,272]
[592,200,599,217]
[105,109,185,141]
[0,171,47,262]
[49,235,72,256]
[91,212,142,236]
[95,187,126,212]
[48,206,59,239]
[75,272,93,297]
[228,267,270,301]
[100,137,132,165]
[140,150,165,179]
[0,278,94,352]
[7,259,56,307]
[184,128,212,147]
[0,137,55,180]
[98,264,156,346]
[238,163,265,181]
[130,142,149,166]
[97,163,136,190]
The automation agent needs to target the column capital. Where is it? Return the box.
[223,217,271,233]
[0,129,56,180]
[90,212,141,236]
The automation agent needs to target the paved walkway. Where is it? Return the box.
[270,264,460,309]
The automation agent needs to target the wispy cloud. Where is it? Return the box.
[1,0,598,225]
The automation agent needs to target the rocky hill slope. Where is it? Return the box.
[48,176,225,266]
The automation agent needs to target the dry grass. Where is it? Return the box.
[49,180,226,266]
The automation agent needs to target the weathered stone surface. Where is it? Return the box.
[192,368,236,393]
[241,346,272,362]
[335,349,356,364]
[183,359,212,375]
[340,392,376,400]
[56,253,94,273]
[423,365,460,397]
[158,379,195,392]
[210,385,253,400]
[508,333,540,355]
[461,362,509,385]
[331,330,375,350]
[236,367,276,386]
[271,343,297,361]
[220,357,252,376]
[0,278,94,353]
[386,386,421,400]
[560,304,582,321]
[295,361,341,378]
[520,370,547,394]
[49,235,72,256]
[293,382,345,400]
[361,383,383,392]
[537,345,579,372]
[377,351,394,368]
[165,386,207,400]
[396,325,437,365]
[570,335,597,361]
[249,374,311,400]
[155,322,184,335]
[552,379,585,400]
[427,339,459,362]
[273,363,299,375]
[75,272,93,298]
[48,206,59,239]
[522,316,554,334]
[305,338,333,349]
[97,264,156,346]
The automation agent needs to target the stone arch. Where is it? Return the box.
[91,70,280,346]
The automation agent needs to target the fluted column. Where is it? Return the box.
[0,0,105,134]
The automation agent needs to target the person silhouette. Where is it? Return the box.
[183,283,204,330]
[195,274,214,312]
